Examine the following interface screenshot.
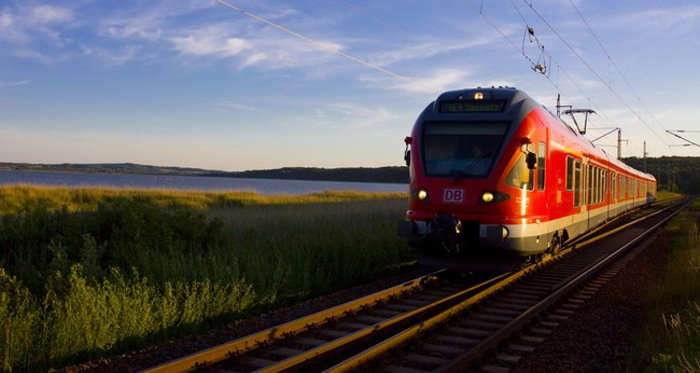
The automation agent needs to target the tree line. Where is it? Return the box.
[622,156,700,194]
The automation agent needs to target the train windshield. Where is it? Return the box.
[422,121,509,177]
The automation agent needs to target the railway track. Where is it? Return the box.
[142,197,690,373]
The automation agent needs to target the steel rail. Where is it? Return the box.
[253,271,512,372]
[326,198,689,372]
[436,198,690,372]
[142,269,445,372]
[323,269,534,373]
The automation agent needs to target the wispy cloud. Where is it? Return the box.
[171,24,251,58]
[169,20,346,72]
[99,16,164,40]
[360,68,473,94]
[0,10,29,44]
[28,5,73,24]
[214,100,265,112]
[368,36,500,67]
[98,0,215,40]
[309,103,400,129]
[0,80,30,88]
[611,6,700,32]
[0,3,76,62]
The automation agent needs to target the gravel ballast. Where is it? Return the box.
[512,230,670,372]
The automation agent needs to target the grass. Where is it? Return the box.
[656,190,684,202]
[0,185,411,371]
[627,200,700,372]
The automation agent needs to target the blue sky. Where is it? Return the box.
[1,0,699,171]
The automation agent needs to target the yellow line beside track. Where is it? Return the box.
[141,270,444,373]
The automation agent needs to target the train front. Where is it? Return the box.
[398,87,543,267]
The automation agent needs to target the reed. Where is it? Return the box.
[0,185,410,371]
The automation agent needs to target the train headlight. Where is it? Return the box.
[479,190,510,204]
[417,189,428,200]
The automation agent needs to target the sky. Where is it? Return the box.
[1,0,699,171]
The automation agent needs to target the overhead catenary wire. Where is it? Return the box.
[568,0,670,135]
[521,0,671,147]
[507,0,616,127]
[214,0,439,93]
[470,0,660,159]
[467,0,612,130]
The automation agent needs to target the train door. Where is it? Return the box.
[567,155,584,239]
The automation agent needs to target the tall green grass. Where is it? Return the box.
[0,186,410,371]
[628,201,700,372]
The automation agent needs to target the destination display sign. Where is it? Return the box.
[439,101,505,113]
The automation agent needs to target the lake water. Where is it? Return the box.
[0,170,408,195]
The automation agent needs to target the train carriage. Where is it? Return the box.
[398,87,656,268]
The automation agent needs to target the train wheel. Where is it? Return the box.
[521,253,544,268]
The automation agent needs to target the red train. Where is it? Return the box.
[398,87,656,269]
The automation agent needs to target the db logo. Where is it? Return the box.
[443,188,465,203]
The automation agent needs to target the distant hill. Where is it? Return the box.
[224,167,408,184]
[0,162,211,175]
[0,162,409,184]
[4,157,698,192]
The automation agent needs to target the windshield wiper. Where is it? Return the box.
[452,151,492,183]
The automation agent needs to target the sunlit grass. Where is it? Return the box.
[0,185,411,371]
[628,201,700,372]
[0,184,405,214]
[656,190,684,202]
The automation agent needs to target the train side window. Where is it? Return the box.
[505,153,534,190]
[597,168,602,203]
[637,179,641,197]
[612,173,616,201]
[628,178,632,198]
[617,176,626,200]
[596,168,601,203]
[593,167,598,204]
[603,171,607,196]
[587,165,593,205]
[595,168,599,203]
[593,166,597,204]
[566,157,574,191]
[619,175,624,200]
[537,142,546,191]
[574,160,582,207]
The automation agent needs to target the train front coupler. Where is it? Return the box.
[426,212,464,253]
